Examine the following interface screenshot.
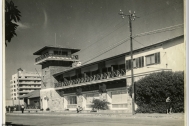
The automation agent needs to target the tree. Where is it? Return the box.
[91,99,110,111]
[5,0,21,46]
[128,71,184,113]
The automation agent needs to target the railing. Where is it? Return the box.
[18,78,41,80]
[35,53,79,63]
[55,68,126,88]
[19,81,41,84]
[19,86,41,88]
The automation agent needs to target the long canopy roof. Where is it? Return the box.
[53,35,184,77]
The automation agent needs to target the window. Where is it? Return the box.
[133,59,136,68]
[54,51,58,55]
[146,52,160,66]
[67,96,77,104]
[61,51,68,55]
[126,56,144,69]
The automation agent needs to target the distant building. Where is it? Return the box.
[10,69,41,105]
[19,90,40,109]
[33,35,184,112]
[6,100,13,106]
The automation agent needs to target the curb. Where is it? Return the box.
[6,113,184,119]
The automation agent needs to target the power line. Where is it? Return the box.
[80,22,183,62]
[133,24,183,38]
[78,20,126,53]
[82,38,130,65]
[81,24,183,65]
[133,38,145,47]
[76,18,123,47]
[70,1,183,55]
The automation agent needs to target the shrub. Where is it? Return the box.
[46,108,50,111]
[40,108,43,111]
[91,99,110,110]
[128,71,184,113]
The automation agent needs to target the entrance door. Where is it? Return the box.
[42,96,48,110]
[67,96,77,110]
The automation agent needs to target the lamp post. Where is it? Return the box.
[119,10,138,115]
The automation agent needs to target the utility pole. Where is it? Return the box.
[119,10,138,115]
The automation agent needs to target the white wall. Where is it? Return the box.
[125,37,184,85]
[162,37,184,71]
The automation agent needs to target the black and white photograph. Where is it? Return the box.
[3,0,187,126]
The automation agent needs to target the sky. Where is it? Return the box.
[5,0,184,100]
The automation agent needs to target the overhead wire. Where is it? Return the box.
[133,24,183,38]
[77,19,125,53]
[77,0,183,57]
[82,23,183,63]
[82,38,130,65]
[64,1,184,66]
[133,39,145,47]
[81,24,183,65]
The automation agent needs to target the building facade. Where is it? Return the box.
[34,35,184,112]
[10,69,42,105]
[33,46,80,110]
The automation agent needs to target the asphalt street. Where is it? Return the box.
[5,114,184,126]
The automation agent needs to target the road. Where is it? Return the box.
[5,114,184,126]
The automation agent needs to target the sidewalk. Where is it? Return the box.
[6,111,184,119]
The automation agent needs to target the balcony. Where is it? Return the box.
[18,90,32,93]
[18,81,41,84]
[55,68,126,89]
[18,78,41,81]
[35,53,79,65]
[19,86,41,89]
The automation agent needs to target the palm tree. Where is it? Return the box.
[5,0,21,46]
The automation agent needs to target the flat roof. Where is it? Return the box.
[53,35,184,77]
[33,45,80,55]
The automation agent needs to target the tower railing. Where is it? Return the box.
[35,53,79,62]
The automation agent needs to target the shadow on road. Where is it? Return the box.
[6,121,30,126]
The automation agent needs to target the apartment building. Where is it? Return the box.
[33,35,184,112]
[10,69,41,104]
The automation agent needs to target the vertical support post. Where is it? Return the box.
[129,14,135,115]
